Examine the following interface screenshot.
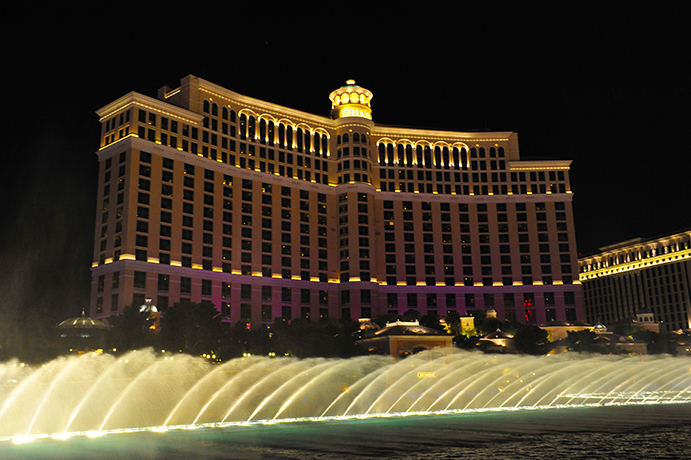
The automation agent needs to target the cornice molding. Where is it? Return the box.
[96,92,204,125]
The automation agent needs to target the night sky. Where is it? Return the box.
[2,4,688,321]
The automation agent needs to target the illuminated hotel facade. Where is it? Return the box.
[579,230,691,332]
[91,75,583,327]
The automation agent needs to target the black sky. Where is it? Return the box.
[2,4,689,320]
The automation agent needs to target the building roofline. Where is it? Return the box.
[579,227,691,259]
[194,77,335,129]
[372,124,515,142]
[96,91,204,125]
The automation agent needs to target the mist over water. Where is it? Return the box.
[0,137,95,324]
[1,349,689,444]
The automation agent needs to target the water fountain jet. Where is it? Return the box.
[0,349,689,441]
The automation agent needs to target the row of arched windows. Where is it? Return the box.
[337,132,368,145]
[203,100,237,122]
[377,143,506,169]
[581,235,691,273]
[239,116,328,157]
[378,143,470,169]
[203,99,330,157]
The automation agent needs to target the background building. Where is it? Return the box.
[579,229,691,332]
[91,76,583,327]
[357,320,453,359]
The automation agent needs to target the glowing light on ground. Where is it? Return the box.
[2,399,690,444]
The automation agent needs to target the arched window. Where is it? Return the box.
[230,110,236,123]
[361,134,367,144]
[353,132,360,142]
[296,128,303,152]
[378,143,386,164]
[397,144,405,165]
[259,119,267,144]
[406,145,413,166]
[337,135,341,145]
[203,100,210,113]
[222,107,229,120]
[314,133,321,154]
[304,130,311,153]
[321,136,328,157]
[248,116,255,139]
[211,103,218,117]
[424,146,432,168]
[278,124,285,146]
[434,146,442,169]
[343,133,349,144]
[268,121,275,146]
[239,114,247,140]
[286,125,293,150]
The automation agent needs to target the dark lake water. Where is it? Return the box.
[2,403,690,459]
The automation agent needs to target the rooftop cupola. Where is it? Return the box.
[329,80,373,121]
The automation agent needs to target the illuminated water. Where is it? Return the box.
[2,405,690,459]
[1,349,690,457]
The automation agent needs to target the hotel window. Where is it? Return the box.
[564,292,575,305]
[403,293,417,308]
[387,293,398,308]
[298,289,310,304]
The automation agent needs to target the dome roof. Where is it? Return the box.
[57,310,107,329]
[593,322,608,333]
[329,79,374,120]
[373,320,448,337]
[358,318,381,331]
[482,328,514,339]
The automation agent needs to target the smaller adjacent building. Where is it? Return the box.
[540,320,592,342]
[357,320,453,358]
[632,307,660,334]
[547,322,648,354]
[579,229,691,332]
[588,323,648,354]
[673,332,691,356]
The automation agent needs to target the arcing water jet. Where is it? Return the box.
[0,350,689,440]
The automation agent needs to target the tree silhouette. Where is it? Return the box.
[107,304,155,353]
[514,325,549,354]
[159,301,224,355]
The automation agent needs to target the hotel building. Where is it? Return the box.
[91,75,583,327]
[579,229,691,332]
